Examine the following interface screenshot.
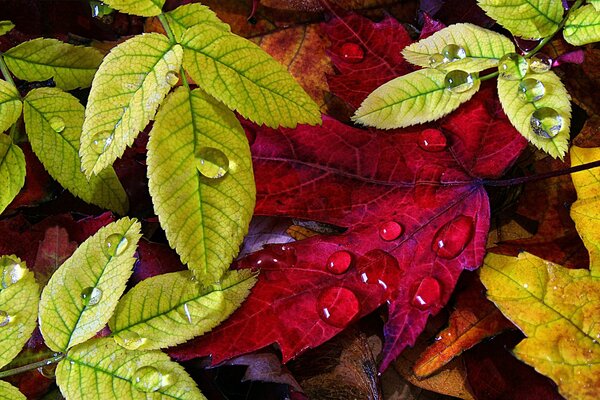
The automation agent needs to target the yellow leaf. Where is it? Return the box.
[101,0,164,17]
[0,134,25,215]
[0,79,21,133]
[0,381,25,400]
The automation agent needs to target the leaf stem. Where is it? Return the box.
[484,159,600,187]
[0,353,65,379]
[0,53,17,88]
[478,71,499,82]
[157,14,176,44]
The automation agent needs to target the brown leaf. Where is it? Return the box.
[33,226,77,286]
[226,352,303,391]
[560,47,600,117]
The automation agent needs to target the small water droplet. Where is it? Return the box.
[340,42,364,63]
[165,70,179,86]
[103,234,129,257]
[317,286,360,328]
[378,221,403,241]
[1,256,26,289]
[49,117,65,133]
[132,366,165,393]
[498,53,528,80]
[326,251,353,274]
[37,363,57,379]
[114,331,147,350]
[444,70,475,93]
[0,310,10,327]
[196,147,229,179]
[178,303,193,324]
[418,129,447,152]
[428,53,445,68]
[441,44,466,62]
[411,277,441,310]
[432,216,474,259]
[518,78,545,102]
[90,131,113,154]
[81,287,103,307]
[248,244,297,269]
[530,107,563,138]
[529,53,552,73]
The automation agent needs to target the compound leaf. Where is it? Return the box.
[100,0,164,16]
[0,381,25,400]
[0,134,25,215]
[164,3,229,43]
[564,4,600,45]
[0,79,21,133]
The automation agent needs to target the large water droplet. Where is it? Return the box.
[132,366,165,393]
[357,249,402,299]
[248,244,297,269]
[114,331,147,350]
[444,70,475,93]
[103,234,129,257]
[317,286,360,328]
[411,277,441,310]
[196,147,229,179]
[81,287,103,307]
[498,53,528,81]
[0,310,10,327]
[1,256,26,289]
[37,363,57,379]
[379,221,403,241]
[529,53,552,73]
[441,44,467,62]
[432,215,474,259]
[428,53,445,68]
[49,117,65,133]
[165,70,179,86]
[418,129,447,152]
[518,78,545,102]
[90,131,113,154]
[326,250,353,274]
[340,42,364,63]
[530,107,563,139]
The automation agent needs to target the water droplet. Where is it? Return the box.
[196,147,229,179]
[178,303,193,324]
[340,42,364,63]
[444,70,475,93]
[90,131,113,154]
[165,70,179,86]
[132,366,165,393]
[81,287,103,307]
[418,129,447,152]
[530,107,563,139]
[498,53,528,80]
[37,363,57,379]
[357,249,402,299]
[379,221,403,241]
[247,244,297,269]
[49,117,65,133]
[317,286,360,328]
[0,310,10,327]
[1,256,26,289]
[432,215,474,259]
[326,251,353,274]
[114,331,147,350]
[103,234,129,257]
[518,78,545,102]
[441,44,466,62]
[428,53,445,68]
[411,277,441,310]
[529,53,552,73]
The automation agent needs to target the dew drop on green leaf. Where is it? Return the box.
[49,117,66,133]
[114,331,147,350]
[529,53,552,73]
[428,53,445,68]
[530,107,562,139]
[178,303,193,324]
[90,130,114,154]
[498,53,528,81]
[165,71,179,86]
[441,44,466,62]
[1,256,26,289]
[196,147,229,179]
[518,78,545,102]
[103,234,129,257]
[80,287,103,307]
[444,70,475,93]
[0,310,10,327]
[132,366,169,393]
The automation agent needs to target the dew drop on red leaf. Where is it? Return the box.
[379,221,404,241]
[317,286,360,327]
[358,249,402,299]
[326,250,354,274]
[432,216,475,259]
[418,129,447,152]
[411,277,442,310]
[247,244,298,269]
[339,42,365,63]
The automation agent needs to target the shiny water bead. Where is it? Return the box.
[103,233,129,257]
[90,130,113,154]
[114,331,147,350]
[49,117,66,133]
[432,216,474,259]
[326,251,353,274]
[132,366,164,393]
[418,129,447,152]
[529,53,552,73]
[1,256,25,289]
[0,310,10,327]
[441,44,467,62]
[518,78,545,102]
[165,70,179,86]
[37,363,57,379]
[411,277,441,310]
[317,286,360,327]
[428,53,445,68]
[196,147,229,179]
[81,287,103,307]
[379,221,403,241]
[444,70,475,93]
[530,107,563,139]
[498,53,528,81]
[340,42,365,64]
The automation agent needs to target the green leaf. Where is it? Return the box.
[0,381,25,400]
[56,338,206,400]
[564,4,600,45]
[80,33,183,177]
[164,3,230,43]
[0,21,14,36]
[147,88,255,281]
[39,218,141,352]
[497,71,571,159]
[0,134,25,215]
[100,0,165,16]
[23,88,128,215]
[353,68,481,129]
[110,270,256,350]
[402,23,515,73]
[181,24,321,128]
[0,79,22,133]
[3,38,103,90]
[0,256,39,369]
[477,0,564,39]
[591,0,600,11]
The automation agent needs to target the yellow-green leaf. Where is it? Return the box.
[100,0,164,16]
[564,4,600,45]
[0,134,25,215]
[0,381,25,400]
[353,68,480,129]
[80,33,182,177]
[110,270,256,350]
[181,24,321,128]
[497,71,571,159]
[3,38,103,90]
[591,0,600,11]
[23,88,128,215]
[0,256,39,369]
[0,79,22,133]
[39,218,141,352]
[147,88,255,281]
[0,21,14,36]
[164,3,230,43]
[402,23,515,73]
[56,338,206,400]
[477,0,564,39]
